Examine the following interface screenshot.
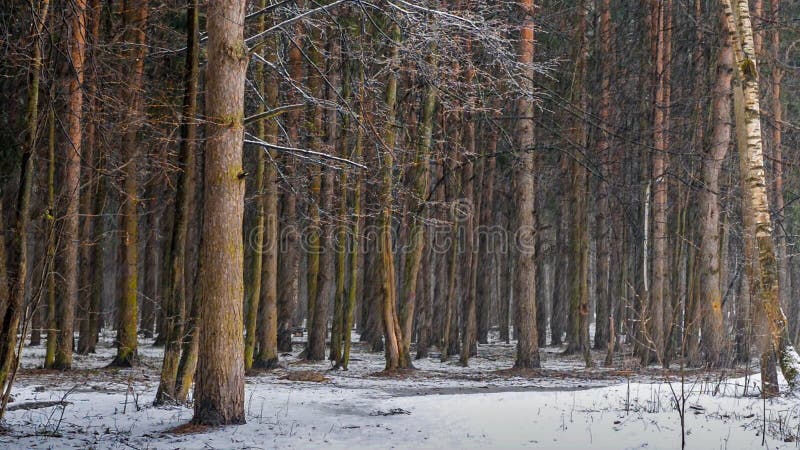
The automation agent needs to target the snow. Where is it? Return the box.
[2,333,799,449]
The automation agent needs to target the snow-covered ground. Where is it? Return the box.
[2,332,798,449]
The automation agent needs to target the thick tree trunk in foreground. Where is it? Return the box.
[192,0,247,425]
[723,0,800,391]
[512,0,540,370]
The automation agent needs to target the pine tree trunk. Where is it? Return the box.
[476,116,497,345]
[565,2,591,368]
[593,0,612,351]
[768,0,791,335]
[43,88,57,367]
[512,0,540,370]
[276,6,304,354]
[697,13,733,368]
[154,0,198,404]
[253,4,279,370]
[53,0,87,371]
[192,0,248,425]
[112,0,148,367]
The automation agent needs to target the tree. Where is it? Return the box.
[512,0,541,370]
[697,11,733,368]
[112,0,149,367]
[155,0,199,404]
[722,0,800,391]
[192,0,248,425]
[0,0,51,403]
[52,0,88,371]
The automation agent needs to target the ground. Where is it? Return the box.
[1,331,798,449]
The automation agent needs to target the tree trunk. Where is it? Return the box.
[593,0,612,351]
[338,49,365,369]
[154,0,198,404]
[111,0,148,367]
[252,4,279,370]
[476,115,497,345]
[402,54,436,367]
[768,0,791,336]
[53,0,87,371]
[564,2,591,369]
[0,0,51,404]
[512,0,540,370]
[192,0,248,425]
[43,86,57,367]
[723,0,800,391]
[697,13,733,368]
[276,6,305,354]
[380,22,407,371]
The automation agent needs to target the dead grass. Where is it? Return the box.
[280,370,330,383]
[166,422,212,435]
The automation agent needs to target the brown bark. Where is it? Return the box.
[192,0,248,425]
[277,6,305,354]
[593,0,612,351]
[252,3,279,370]
[644,0,670,366]
[154,0,198,404]
[53,0,87,370]
[697,14,733,368]
[111,0,149,367]
[380,22,407,371]
[0,0,51,405]
[512,0,540,370]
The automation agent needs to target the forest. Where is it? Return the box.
[1,0,800,448]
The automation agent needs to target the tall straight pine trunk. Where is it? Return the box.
[192,0,248,425]
[112,0,149,367]
[697,11,733,368]
[512,0,540,370]
[53,0,87,370]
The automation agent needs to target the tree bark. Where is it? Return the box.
[111,0,149,367]
[723,0,800,391]
[0,0,51,402]
[402,53,436,367]
[154,0,198,404]
[512,0,540,370]
[380,22,407,371]
[192,0,248,425]
[252,3,279,370]
[53,0,87,370]
[697,13,733,368]
[593,0,612,351]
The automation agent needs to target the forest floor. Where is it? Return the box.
[1,331,798,449]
